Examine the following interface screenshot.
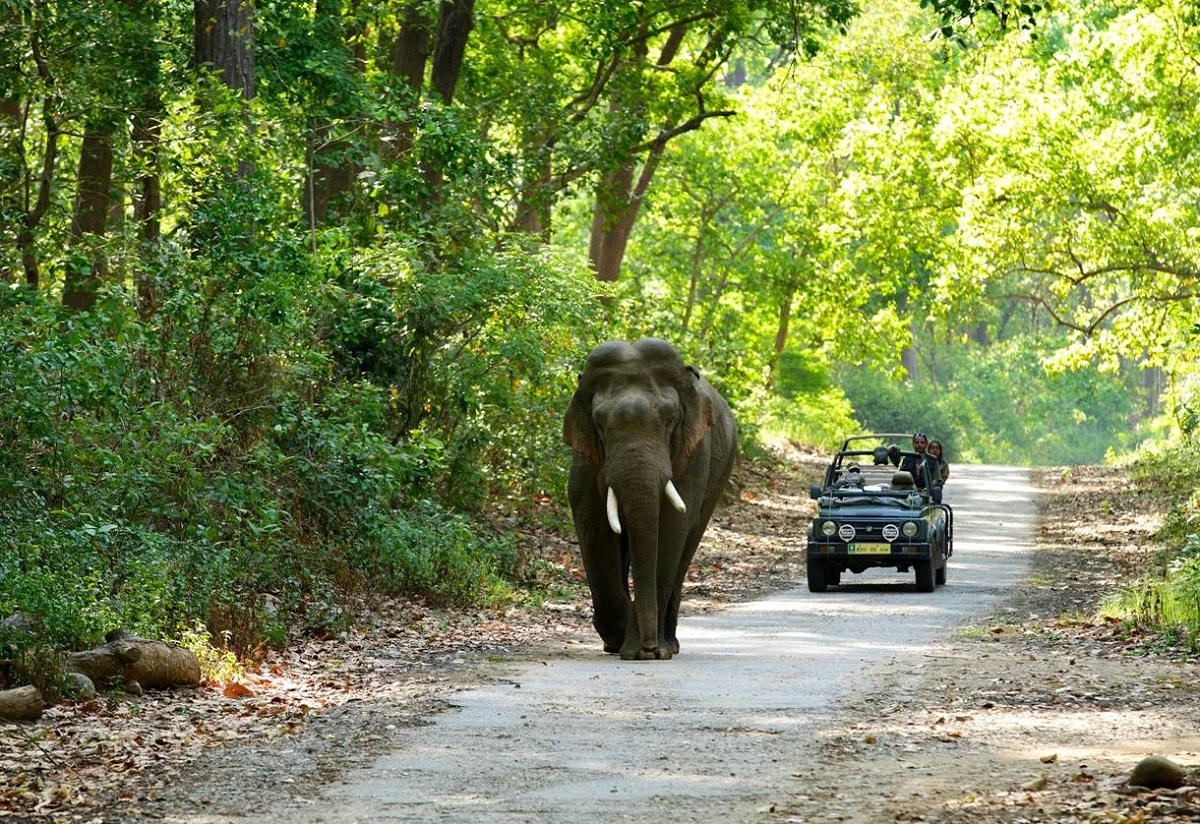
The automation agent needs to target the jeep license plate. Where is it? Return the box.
[847,543,891,554]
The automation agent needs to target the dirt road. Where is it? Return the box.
[237,465,1036,823]
[21,458,1194,823]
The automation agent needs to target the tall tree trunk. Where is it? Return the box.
[19,100,58,290]
[1144,364,1163,418]
[430,0,474,104]
[589,148,665,282]
[511,149,552,238]
[387,3,432,161]
[132,91,163,314]
[0,96,21,283]
[968,321,990,346]
[419,0,475,196]
[305,121,355,228]
[63,125,114,312]
[586,22,685,282]
[305,0,358,229]
[901,331,918,382]
[19,10,61,290]
[764,278,799,393]
[194,0,255,101]
[194,0,255,179]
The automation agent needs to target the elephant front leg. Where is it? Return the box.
[619,593,672,660]
[580,528,630,654]
[587,569,630,655]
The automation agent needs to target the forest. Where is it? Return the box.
[2,0,1200,683]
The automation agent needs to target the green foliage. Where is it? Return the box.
[0,264,573,659]
[6,0,1200,671]
[353,502,519,606]
[1104,440,1200,647]
[835,334,1148,465]
[177,623,245,684]
[323,237,602,510]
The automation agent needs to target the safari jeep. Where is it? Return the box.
[805,434,954,593]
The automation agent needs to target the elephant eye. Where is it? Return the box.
[660,400,680,428]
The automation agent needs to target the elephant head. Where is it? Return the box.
[563,339,737,660]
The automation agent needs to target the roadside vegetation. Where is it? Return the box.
[1102,440,1200,648]
[2,0,1199,694]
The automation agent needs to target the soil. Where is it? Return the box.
[2,450,1199,823]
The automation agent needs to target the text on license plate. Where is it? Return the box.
[847,543,891,555]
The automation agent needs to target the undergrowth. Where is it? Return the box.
[1102,439,1200,647]
[0,241,591,682]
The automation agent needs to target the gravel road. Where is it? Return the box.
[265,465,1038,823]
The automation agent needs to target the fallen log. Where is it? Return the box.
[0,685,44,721]
[67,630,201,690]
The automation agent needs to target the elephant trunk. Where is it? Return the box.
[605,480,686,535]
[608,474,688,659]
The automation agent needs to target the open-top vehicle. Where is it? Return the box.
[805,434,953,593]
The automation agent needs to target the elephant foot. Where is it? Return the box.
[668,638,680,655]
[620,645,672,661]
[602,644,620,655]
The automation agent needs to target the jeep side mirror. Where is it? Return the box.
[932,486,943,504]
[810,485,823,500]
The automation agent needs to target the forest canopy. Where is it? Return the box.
[1,0,1197,658]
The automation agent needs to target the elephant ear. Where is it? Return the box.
[563,388,602,463]
[672,364,715,477]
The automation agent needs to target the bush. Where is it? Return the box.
[0,238,584,662]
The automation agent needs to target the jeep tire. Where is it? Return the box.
[807,561,828,593]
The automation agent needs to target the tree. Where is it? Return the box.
[194,0,255,101]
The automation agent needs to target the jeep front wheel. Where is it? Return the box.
[915,559,935,593]
[807,561,828,593]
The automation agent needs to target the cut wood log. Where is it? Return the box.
[0,685,44,721]
[67,630,201,690]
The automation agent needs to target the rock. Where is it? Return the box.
[1,613,36,639]
[1129,755,1185,790]
[62,671,97,701]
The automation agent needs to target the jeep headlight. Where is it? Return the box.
[821,520,837,537]
[902,521,919,537]
[882,523,900,541]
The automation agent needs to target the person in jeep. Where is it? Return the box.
[896,432,928,477]
[923,439,950,488]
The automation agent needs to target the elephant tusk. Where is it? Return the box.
[665,480,687,513]
[606,487,622,534]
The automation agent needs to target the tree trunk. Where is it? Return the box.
[1144,364,1163,417]
[384,2,433,164]
[194,0,255,101]
[511,149,553,238]
[306,121,355,227]
[19,100,59,290]
[901,342,918,382]
[413,0,476,196]
[132,93,164,314]
[0,95,20,283]
[0,685,43,721]
[772,277,798,388]
[67,631,202,690]
[304,0,358,229]
[63,125,114,312]
[588,148,664,282]
[586,22,684,282]
[430,0,475,104]
[194,0,255,179]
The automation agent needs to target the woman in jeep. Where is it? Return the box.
[924,439,950,488]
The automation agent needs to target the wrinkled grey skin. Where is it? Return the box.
[563,339,738,660]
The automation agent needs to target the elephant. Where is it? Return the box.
[563,338,738,660]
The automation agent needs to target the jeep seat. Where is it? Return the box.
[890,471,915,490]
